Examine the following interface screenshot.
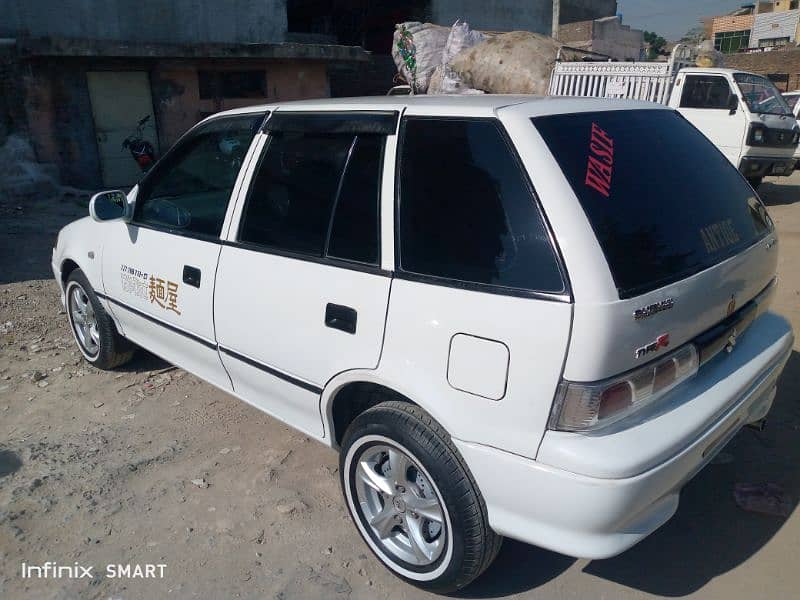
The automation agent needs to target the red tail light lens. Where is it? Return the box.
[550,344,699,432]
[598,382,633,418]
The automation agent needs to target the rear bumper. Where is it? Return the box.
[456,312,793,559]
[739,156,797,177]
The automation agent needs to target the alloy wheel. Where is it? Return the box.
[353,443,446,567]
[68,283,100,357]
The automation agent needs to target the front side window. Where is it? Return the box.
[398,118,565,294]
[134,113,264,237]
[679,75,734,109]
[734,73,792,116]
[239,129,383,263]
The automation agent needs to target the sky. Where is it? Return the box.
[617,0,750,41]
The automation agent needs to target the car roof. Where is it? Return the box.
[213,95,669,119]
[678,67,751,76]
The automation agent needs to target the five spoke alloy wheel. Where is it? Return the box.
[353,442,447,568]
[64,269,135,370]
[340,402,502,592]
[68,281,100,358]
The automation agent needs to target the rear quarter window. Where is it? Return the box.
[533,109,772,298]
[398,117,565,295]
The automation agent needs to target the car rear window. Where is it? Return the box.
[532,109,773,298]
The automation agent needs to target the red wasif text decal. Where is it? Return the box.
[585,122,614,198]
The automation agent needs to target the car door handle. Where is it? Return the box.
[183,265,201,288]
[325,303,357,334]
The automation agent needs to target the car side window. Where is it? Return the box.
[134,113,264,238]
[680,75,733,110]
[239,130,384,265]
[398,117,565,294]
[326,135,383,265]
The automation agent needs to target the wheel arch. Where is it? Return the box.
[321,370,447,451]
[60,258,81,287]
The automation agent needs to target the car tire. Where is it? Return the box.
[65,269,135,369]
[340,400,502,593]
[747,176,763,190]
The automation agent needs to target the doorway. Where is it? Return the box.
[87,71,159,188]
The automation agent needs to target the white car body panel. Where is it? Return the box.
[459,312,791,559]
[377,279,571,460]
[214,248,391,437]
[783,91,800,162]
[101,221,231,390]
[52,95,794,562]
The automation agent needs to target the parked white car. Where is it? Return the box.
[781,90,800,167]
[53,96,794,592]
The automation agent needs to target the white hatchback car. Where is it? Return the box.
[53,96,793,592]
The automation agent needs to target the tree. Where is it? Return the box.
[644,31,667,59]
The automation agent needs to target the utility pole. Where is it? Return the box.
[552,0,560,39]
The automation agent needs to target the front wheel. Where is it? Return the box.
[340,401,502,593]
[65,269,135,369]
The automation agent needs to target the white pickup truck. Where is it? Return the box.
[550,46,799,188]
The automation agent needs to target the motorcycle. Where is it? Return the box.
[122,115,157,172]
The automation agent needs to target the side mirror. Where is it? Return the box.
[728,94,739,115]
[89,190,133,222]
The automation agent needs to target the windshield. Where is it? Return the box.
[734,73,792,116]
[533,110,773,298]
[783,94,800,113]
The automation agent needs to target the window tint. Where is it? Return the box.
[239,132,354,256]
[734,73,792,116]
[533,110,773,298]
[784,94,800,112]
[398,118,564,294]
[135,114,264,237]
[679,75,733,109]
[327,136,383,265]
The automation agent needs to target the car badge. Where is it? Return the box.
[727,294,736,317]
[633,298,674,320]
[635,333,670,359]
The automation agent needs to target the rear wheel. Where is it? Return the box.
[65,269,135,369]
[340,401,502,593]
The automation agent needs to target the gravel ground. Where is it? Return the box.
[1,175,799,600]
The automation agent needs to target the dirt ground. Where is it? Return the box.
[0,175,799,600]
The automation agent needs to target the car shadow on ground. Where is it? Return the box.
[459,350,800,598]
[114,348,172,373]
[760,179,800,206]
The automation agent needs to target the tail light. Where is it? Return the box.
[549,344,699,432]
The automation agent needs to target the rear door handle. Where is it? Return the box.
[325,303,357,334]
[183,265,201,288]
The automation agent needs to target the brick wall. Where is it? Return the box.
[558,20,594,45]
[725,47,800,91]
[712,14,755,34]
